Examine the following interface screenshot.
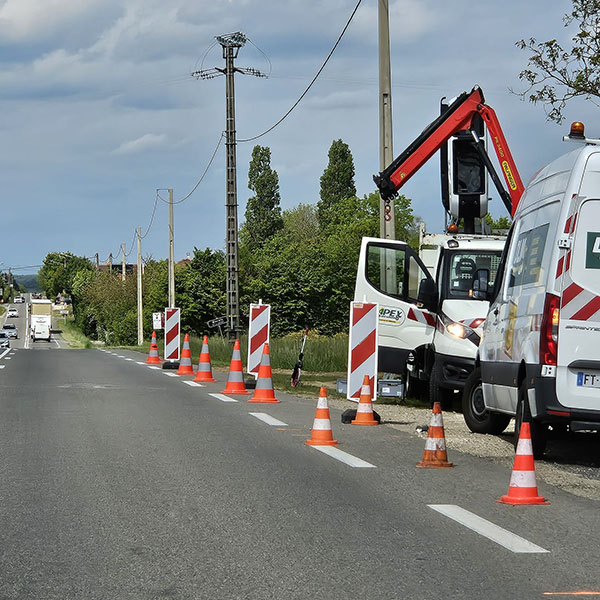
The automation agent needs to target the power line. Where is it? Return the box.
[237,0,363,143]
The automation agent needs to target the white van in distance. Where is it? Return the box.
[463,122,600,457]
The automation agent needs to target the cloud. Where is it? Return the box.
[112,133,167,155]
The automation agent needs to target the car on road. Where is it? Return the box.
[6,307,19,318]
[1,323,17,339]
[14,296,25,303]
[0,331,10,349]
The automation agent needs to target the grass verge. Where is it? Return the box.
[54,317,94,349]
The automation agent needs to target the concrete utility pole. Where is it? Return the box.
[192,32,266,340]
[136,227,143,345]
[121,243,126,281]
[379,0,395,240]
[168,188,175,308]
[108,253,113,274]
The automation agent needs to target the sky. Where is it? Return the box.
[1,0,595,275]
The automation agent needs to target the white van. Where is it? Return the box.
[463,123,600,457]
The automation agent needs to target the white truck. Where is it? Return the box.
[359,87,524,403]
[355,225,506,403]
[30,298,52,342]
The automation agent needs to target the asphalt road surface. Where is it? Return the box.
[1,347,599,599]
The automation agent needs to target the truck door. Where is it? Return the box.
[355,237,436,374]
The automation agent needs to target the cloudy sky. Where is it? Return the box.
[1,0,594,275]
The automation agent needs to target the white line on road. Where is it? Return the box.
[209,393,238,403]
[148,366,161,370]
[183,381,203,387]
[164,373,178,377]
[0,365,5,369]
[249,412,288,427]
[0,349,10,359]
[309,446,376,468]
[5,357,11,360]
[428,505,549,554]
[136,362,146,365]
[116,355,125,358]
[125,358,134,361]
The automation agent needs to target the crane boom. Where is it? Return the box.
[374,87,524,216]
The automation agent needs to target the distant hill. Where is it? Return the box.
[14,274,41,293]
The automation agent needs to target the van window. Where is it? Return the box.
[443,251,503,300]
[508,223,550,289]
[366,244,430,303]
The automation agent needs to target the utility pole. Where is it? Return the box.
[121,243,126,281]
[168,188,175,308]
[108,253,113,274]
[379,0,395,240]
[192,32,266,340]
[95,253,99,270]
[137,227,143,345]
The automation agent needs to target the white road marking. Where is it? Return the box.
[249,413,288,427]
[164,373,178,377]
[309,446,376,468]
[125,358,134,361]
[428,505,549,554]
[148,366,161,370]
[183,381,203,387]
[116,355,125,358]
[209,393,238,403]
[0,349,10,359]
[136,362,146,365]
[0,365,5,369]
[5,357,11,360]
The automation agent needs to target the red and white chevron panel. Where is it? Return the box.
[347,301,379,401]
[164,307,180,360]
[407,307,436,327]
[247,302,270,377]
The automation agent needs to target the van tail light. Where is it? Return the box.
[540,293,560,366]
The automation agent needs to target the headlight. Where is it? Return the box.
[446,322,468,339]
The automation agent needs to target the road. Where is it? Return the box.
[1,345,599,599]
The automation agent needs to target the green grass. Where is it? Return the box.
[54,317,94,349]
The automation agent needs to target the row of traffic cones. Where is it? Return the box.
[147,336,547,505]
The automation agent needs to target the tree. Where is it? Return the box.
[515,0,600,123]
[317,139,357,228]
[240,145,283,251]
[485,214,512,231]
[38,252,94,298]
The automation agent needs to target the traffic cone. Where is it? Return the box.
[306,387,338,446]
[222,339,250,394]
[194,335,216,382]
[351,375,378,425]
[416,402,453,468]
[146,331,162,364]
[177,334,195,375]
[249,343,279,403]
[498,422,549,505]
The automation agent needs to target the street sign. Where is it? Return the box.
[207,316,228,328]
[152,312,164,329]
[164,307,180,361]
[248,302,270,378]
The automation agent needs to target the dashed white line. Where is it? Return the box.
[428,505,549,554]
[147,366,161,370]
[125,358,134,361]
[0,349,10,359]
[183,381,203,387]
[0,365,5,369]
[136,362,146,365]
[309,446,376,468]
[116,355,125,358]
[249,413,288,427]
[164,373,178,377]
[209,393,239,403]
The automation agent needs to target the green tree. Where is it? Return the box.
[317,139,357,228]
[240,145,283,251]
[515,0,600,122]
[485,214,512,231]
[38,252,94,298]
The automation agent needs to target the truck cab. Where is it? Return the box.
[355,227,506,402]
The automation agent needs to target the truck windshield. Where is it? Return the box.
[442,250,502,300]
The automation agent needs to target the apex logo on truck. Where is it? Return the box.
[379,306,406,325]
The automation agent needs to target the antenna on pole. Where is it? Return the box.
[192,32,267,340]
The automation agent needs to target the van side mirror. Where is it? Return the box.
[417,278,438,311]
[472,268,490,300]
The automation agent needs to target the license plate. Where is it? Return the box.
[577,372,600,387]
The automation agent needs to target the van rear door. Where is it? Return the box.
[354,237,436,373]
[557,193,600,410]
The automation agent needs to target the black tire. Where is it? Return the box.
[514,381,547,459]
[462,367,511,434]
[429,361,456,410]
[405,370,427,401]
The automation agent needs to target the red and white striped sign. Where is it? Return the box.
[347,301,379,401]
[248,302,270,377]
[407,307,436,327]
[164,307,180,360]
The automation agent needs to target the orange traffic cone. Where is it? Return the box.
[498,422,549,505]
[177,333,195,375]
[306,387,338,446]
[222,339,250,394]
[146,331,162,364]
[249,343,279,403]
[417,402,453,468]
[194,335,216,382]
[351,375,378,425]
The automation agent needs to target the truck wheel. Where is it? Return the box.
[514,382,547,459]
[462,367,511,434]
[429,361,456,410]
